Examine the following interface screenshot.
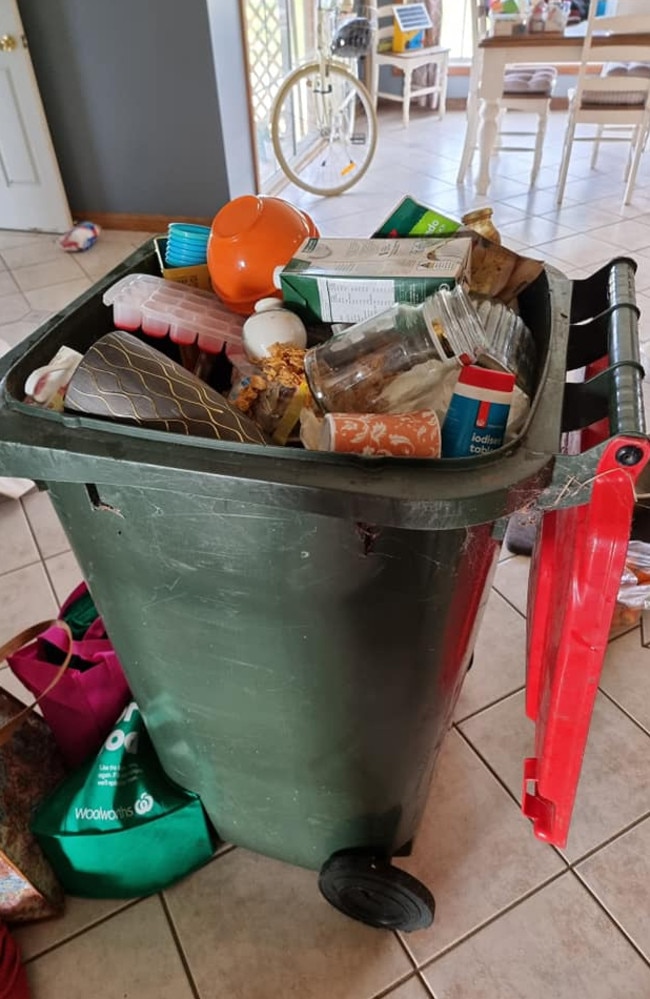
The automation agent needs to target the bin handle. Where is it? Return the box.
[563,258,646,439]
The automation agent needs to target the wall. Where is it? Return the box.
[17,0,238,218]
[205,1,256,199]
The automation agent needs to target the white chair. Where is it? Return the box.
[556,8,650,206]
[589,62,650,171]
[457,2,557,187]
[370,7,449,127]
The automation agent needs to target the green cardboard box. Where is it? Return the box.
[277,236,472,325]
[373,197,461,238]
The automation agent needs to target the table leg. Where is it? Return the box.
[477,97,500,196]
[457,94,479,184]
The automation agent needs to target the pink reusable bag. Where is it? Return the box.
[7,583,130,769]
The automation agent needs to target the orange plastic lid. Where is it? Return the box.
[212,196,262,238]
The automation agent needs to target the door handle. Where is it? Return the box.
[0,34,17,52]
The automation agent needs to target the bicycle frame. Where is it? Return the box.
[309,1,363,160]
[270,0,377,195]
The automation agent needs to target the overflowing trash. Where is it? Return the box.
[25,194,546,461]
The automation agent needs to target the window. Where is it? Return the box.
[441,0,474,61]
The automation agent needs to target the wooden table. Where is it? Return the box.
[475,30,650,195]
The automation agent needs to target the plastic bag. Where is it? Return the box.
[611,541,650,630]
[32,701,215,898]
[230,344,312,444]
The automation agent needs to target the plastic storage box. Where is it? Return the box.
[103,273,244,353]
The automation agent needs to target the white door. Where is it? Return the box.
[0,0,72,232]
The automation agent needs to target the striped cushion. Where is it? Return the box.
[582,62,650,107]
[503,64,557,96]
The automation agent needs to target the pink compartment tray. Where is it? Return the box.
[102,274,244,354]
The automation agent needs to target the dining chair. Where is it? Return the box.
[556,7,650,206]
[370,1,450,127]
[456,2,557,187]
[589,62,650,172]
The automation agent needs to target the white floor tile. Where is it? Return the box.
[461,690,650,863]
[534,232,620,269]
[424,873,650,999]
[0,320,40,348]
[397,731,563,966]
[0,499,40,574]
[0,230,53,251]
[26,896,195,999]
[0,238,62,271]
[0,291,31,323]
[24,278,92,313]
[0,271,19,297]
[14,895,134,962]
[45,550,84,606]
[12,256,86,293]
[0,562,58,650]
[22,490,70,559]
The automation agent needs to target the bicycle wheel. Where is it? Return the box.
[271,62,377,197]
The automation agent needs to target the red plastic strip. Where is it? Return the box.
[523,436,650,847]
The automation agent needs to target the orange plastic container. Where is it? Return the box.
[207,195,318,316]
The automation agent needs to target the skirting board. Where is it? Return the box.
[380,96,569,112]
[73,212,213,232]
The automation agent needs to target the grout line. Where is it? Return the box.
[0,555,43,580]
[23,897,142,965]
[606,622,642,646]
[414,868,567,974]
[452,683,526,727]
[21,849,236,968]
[416,970,438,998]
[490,585,527,622]
[598,686,650,740]
[159,893,202,999]
[571,868,650,970]
[453,725,570,870]
[41,552,63,610]
[568,808,650,870]
[394,928,419,972]
[457,717,650,872]
[211,842,237,862]
[368,969,419,999]
[19,495,51,566]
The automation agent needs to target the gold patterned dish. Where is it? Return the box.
[64,331,269,445]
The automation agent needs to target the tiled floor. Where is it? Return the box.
[2,108,650,997]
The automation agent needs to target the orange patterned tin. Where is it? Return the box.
[320,410,441,458]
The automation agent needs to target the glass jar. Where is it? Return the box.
[545,0,571,32]
[304,287,488,414]
[527,0,548,32]
[461,207,501,245]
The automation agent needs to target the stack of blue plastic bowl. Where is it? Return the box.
[165,223,211,268]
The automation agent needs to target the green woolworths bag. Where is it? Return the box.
[31,702,216,898]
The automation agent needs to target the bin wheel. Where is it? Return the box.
[318,853,435,932]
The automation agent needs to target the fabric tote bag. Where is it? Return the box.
[8,583,130,768]
[32,700,216,899]
[0,621,69,923]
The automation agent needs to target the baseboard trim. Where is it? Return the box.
[387,96,569,113]
[73,212,213,232]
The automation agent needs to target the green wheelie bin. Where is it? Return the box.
[0,243,643,931]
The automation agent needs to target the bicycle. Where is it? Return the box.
[270,0,378,197]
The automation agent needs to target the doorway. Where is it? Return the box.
[240,0,316,191]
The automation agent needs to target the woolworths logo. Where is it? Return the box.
[75,793,154,823]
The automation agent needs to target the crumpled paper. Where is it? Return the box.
[0,339,33,499]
